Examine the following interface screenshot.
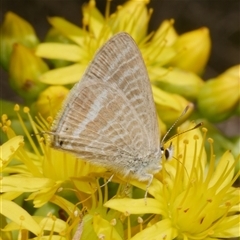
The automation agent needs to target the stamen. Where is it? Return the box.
[105,0,111,20]
[137,217,143,230]
[14,104,20,111]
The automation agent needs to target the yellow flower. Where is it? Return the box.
[1,107,239,239]
[152,85,192,126]
[169,27,211,75]
[34,85,70,119]
[105,123,240,240]
[149,67,204,101]
[1,2,238,239]
[198,65,240,122]
[9,44,48,103]
[0,11,39,70]
[0,134,24,171]
[44,27,75,68]
[35,0,199,124]
[0,106,115,238]
[35,0,154,86]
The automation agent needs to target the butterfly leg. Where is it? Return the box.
[144,174,153,205]
[99,174,114,188]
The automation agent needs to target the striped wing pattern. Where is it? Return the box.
[50,33,161,180]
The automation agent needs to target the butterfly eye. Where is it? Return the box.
[59,140,64,146]
[164,149,170,160]
[160,143,174,161]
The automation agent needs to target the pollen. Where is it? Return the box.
[208,138,214,144]
[137,217,143,223]
[10,146,15,153]
[23,106,30,113]
[183,208,189,213]
[1,114,8,123]
[2,126,8,132]
[162,234,167,240]
[6,119,11,126]
[193,134,199,140]
[98,233,105,240]
[110,218,117,226]
[124,211,130,216]
[47,116,53,123]
[208,229,214,235]
[225,201,231,207]
[14,104,20,111]
[89,0,96,8]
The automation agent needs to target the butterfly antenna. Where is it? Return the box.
[160,104,191,146]
[167,122,203,143]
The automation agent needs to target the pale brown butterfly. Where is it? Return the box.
[49,32,174,197]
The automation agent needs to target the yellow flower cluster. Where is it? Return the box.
[0,0,239,239]
[0,108,239,239]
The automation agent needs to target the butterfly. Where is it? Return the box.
[49,32,173,195]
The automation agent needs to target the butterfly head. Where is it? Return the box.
[161,142,174,161]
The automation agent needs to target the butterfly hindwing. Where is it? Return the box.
[50,33,160,171]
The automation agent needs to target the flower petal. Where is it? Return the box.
[170,27,211,74]
[209,150,235,191]
[26,181,62,207]
[82,0,106,38]
[36,43,83,61]
[39,63,87,85]
[108,0,148,41]
[104,198,163,215]
[152,85,190,124]
[48,17,85,46]
[1,176,55,192]
[0,198,41,235]
[212,215,240,238]
[50,195,81,216]
[152,20,178,46]
[149,67,204,100]
[131,218,178,240]
[93,214,122,240]
[0,135,23,169]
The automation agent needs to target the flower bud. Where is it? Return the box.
[143,20,177,66]
[198,65,240,122]
[34,86,69,119]
[148,67,204,100]
[153,19,178,46]
[169,27,211,75]
[9,44,48,102]
[0,11,39,70]
[108,0,149,41]
[44,28,73,68]
[152,85,192,127]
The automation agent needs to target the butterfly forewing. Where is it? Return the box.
[50,32,161,176]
